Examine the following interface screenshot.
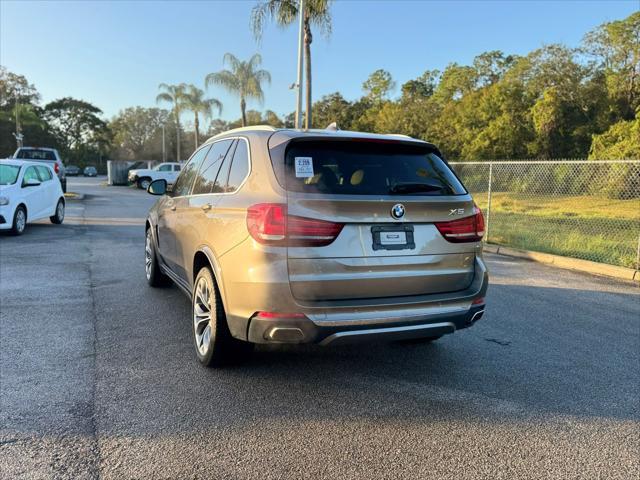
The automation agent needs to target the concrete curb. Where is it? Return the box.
[64,193,85,201]
[484,244,639,282]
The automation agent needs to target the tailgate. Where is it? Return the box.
[278,138,480,303]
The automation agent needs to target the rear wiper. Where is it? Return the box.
[389,181,445,195]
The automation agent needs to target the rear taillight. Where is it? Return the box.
[247,203,344,247]
[54,163,60,174]
[435,204,485,243]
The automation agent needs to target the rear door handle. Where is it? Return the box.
[201,203,212,211]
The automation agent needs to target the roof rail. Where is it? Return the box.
[209,125,277,140]
[386,133,412,139]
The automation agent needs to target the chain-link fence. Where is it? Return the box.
[450,160,640,270]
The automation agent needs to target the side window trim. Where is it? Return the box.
[189,136,251,197]
[34,166,47,181]
[170,145,211,198]
[224,137,251,193]
[185,145,212,196]
[214,140,237,193]
[191,139,235,196]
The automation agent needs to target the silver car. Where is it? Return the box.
[145,126,488,366]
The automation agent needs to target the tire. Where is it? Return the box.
[145,228,170,287]
[138,177,151,190]
[50,199,65,224]
[192,266,253,367]
[10,205,27,235]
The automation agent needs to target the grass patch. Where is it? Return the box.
[469,193,640,268]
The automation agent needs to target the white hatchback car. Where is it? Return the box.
[0,159,65,235]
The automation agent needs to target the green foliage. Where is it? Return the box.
[182,84,223,148]
[583,12,640,120]
[251,0,333,128]
[109,107,173,160]
[205,53,271,127]
[156,83,188,160]
[290,12,637,164]
[589,118,640,199]
[224,109,285,130]
[401,70,439,101]
[0,66,40,108]
[0,11,636,169]
[251,0,332,39]
[362,69,396,103]
[589,117,640,160]
[43,97,109,163]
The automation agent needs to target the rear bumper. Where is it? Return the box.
[247,303,485,345]
[245,256,488,345]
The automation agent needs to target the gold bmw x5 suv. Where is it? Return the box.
[145,126,488,367]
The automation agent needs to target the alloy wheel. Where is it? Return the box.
[16,209,26,233]
[193,276,213,356]
[57,202,65,222]
[145,232,153,280]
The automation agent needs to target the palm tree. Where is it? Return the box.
[156,83,186,161]
[251,0,332,129]
[205,53,271,127]
[183,85,222,149]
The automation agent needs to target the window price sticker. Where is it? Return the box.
[294,157,314,178]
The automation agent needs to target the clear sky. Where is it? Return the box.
[1,0,637,125]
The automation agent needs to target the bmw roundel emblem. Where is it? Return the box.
[391,203,405,220]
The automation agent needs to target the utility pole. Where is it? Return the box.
[14,103,23,148]
[162,124,166,162]
[294,0,305,129]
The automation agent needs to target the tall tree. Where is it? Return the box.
[183,85,222,149]
[251,0,332,129]
[311,92,353,129]
[156,83,186,160]
[43,98,108,158]
[109,107,172,160]
[0,66,40,108]
[205,53,270,127]
[363,69,396,103]
[401,70,440,101]
[583,12,640,120]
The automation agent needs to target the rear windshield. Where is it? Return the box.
[0,165,21,185]
[15,149,56,161]
[284,140,466,196]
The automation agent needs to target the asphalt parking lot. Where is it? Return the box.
[1,176,639,479]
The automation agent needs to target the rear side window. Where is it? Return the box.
[171,145,211,197]
[284,141,466,196]
[192,140,234,195]
[16,149,56,161]
[226,140,249,193]
[35,166,53,181]
[22,166,40,185]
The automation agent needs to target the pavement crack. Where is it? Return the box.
[82,213,102,480]
[484,338,511,346]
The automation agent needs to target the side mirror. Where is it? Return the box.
[148,179,167,195]
[23,178,41,188]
